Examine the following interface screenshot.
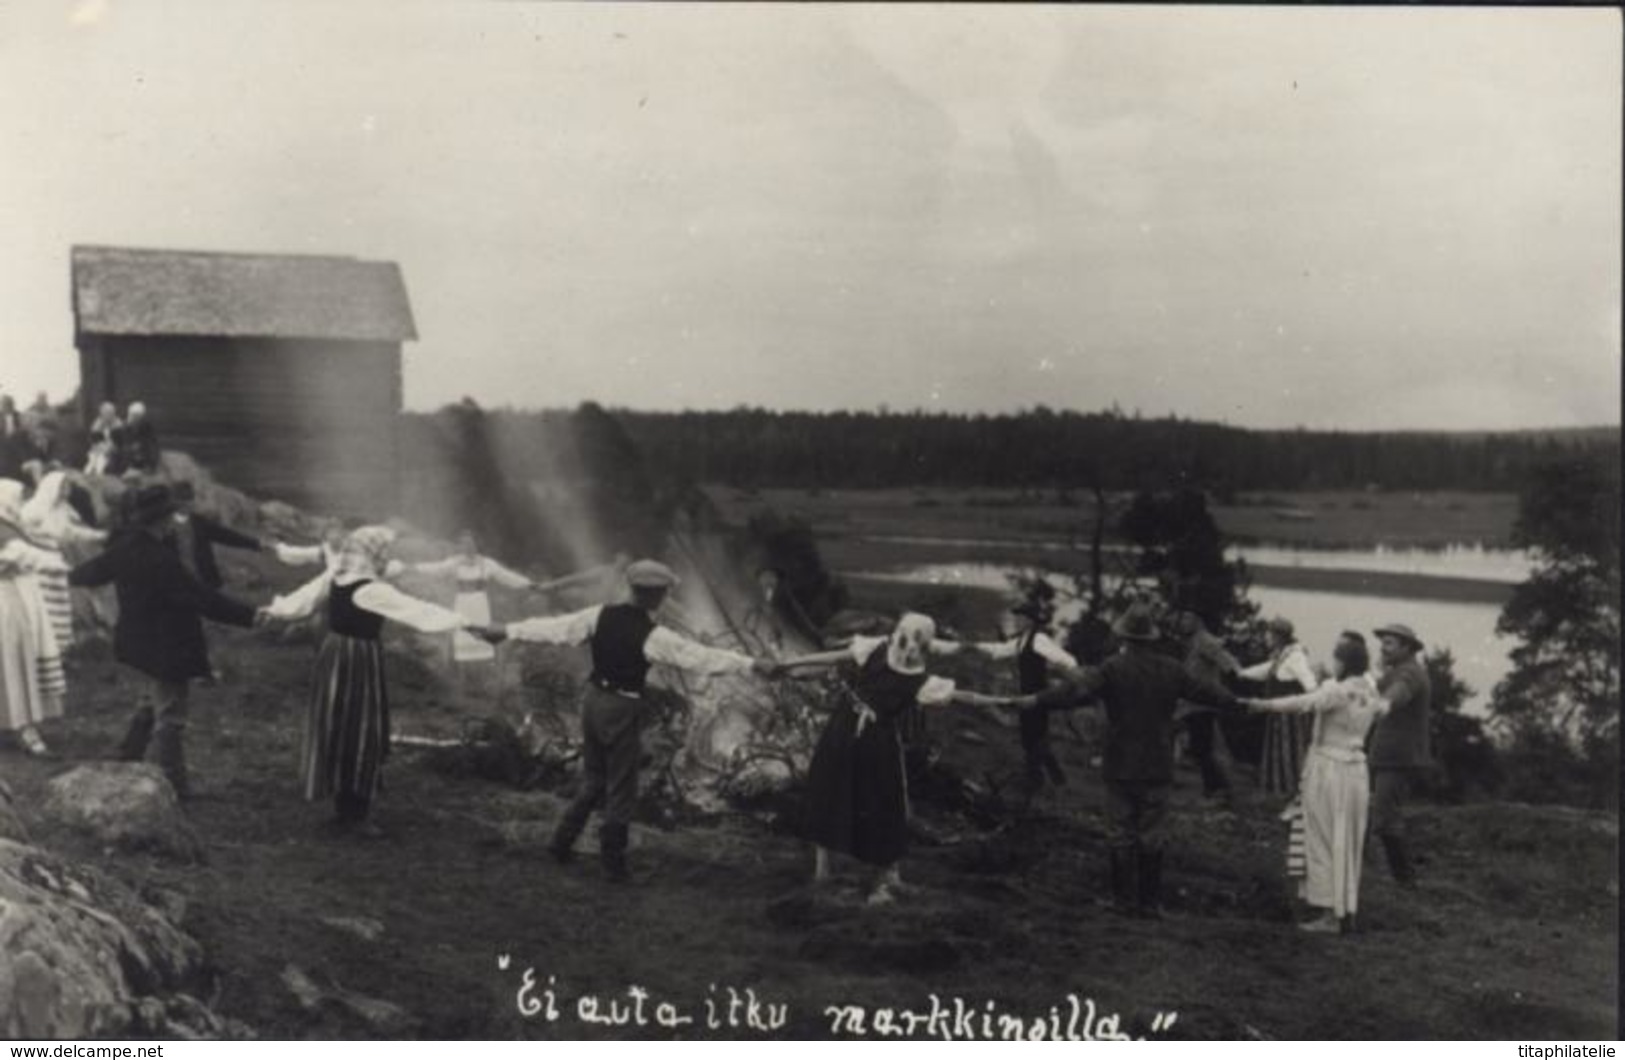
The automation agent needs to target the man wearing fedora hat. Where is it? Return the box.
[69,483,259,798]
[489,558,775,880]
[1011,601,1243,918]
[1369,622,1431,887]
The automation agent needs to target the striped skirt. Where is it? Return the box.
[1261,712,1313,797]
[302,633,390,803]
[34,565,74,652]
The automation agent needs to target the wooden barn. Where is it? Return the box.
[71,245,416,516]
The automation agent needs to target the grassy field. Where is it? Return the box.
[3,547,1615,1040]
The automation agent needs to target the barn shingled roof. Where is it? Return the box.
[71,245,417,342]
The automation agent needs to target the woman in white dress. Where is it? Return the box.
[411,531,535,692]
[1245,631,1388,935]
[0,479,67,755]
[19,470,107,652]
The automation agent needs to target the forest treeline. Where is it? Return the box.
[406,404,1619,494]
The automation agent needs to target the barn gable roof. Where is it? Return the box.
[71,245,417,342]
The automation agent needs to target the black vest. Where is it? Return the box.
[329,580,386,641]
[1016,629,1049,694]
[850,642,930,724]
[589,604,656,694]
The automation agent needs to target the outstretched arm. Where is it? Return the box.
[484,558,534,590]
[196,515,262,552]
[1247,683,1339,715]
[774,648,852,671]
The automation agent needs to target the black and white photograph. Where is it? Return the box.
[0,0,1619,1043]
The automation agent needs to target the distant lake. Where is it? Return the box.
[851,547,1520,717]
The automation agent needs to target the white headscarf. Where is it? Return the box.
[886,612,937,675]
[333,526,396,586]
[19,471,69,541]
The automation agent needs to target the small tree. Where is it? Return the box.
[1490,452,1621,808]
[1420,647,1500,802]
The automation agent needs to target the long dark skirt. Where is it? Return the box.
[303,633,390,803]
[1261,712,1313,797]
[803,703,909,867]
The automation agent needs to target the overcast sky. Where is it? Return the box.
[1,2,1618,429]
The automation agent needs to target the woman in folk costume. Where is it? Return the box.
[1238,617,1319,798]
[261,527,475,832]
[19,470,108,653]
[411,530,535,682]
[85,402,123,476]
[0,480,67,756]
[776,613,1014,905]
[1246,632,1387,934]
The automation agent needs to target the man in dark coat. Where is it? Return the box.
[170,481,265,589]
[1369,622,1432,887]
[68,484,257,798]
[117,401,161,476]
[1013,602,1243,917]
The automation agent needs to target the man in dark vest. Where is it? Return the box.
[1170,609,1241,802]
[1011,602,1243,918]
[68,484,258,798]
[942,599,1079,801]
[491,559,774,880]
[1369,622,1432,887]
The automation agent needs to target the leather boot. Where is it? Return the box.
[151,725,190,801]
[548,800,594,864]
[117,707,155,762]
[1136,847,1164,920]
[599,822,630,883]
[1380,834,1416,887]
[1108,847,1137,915]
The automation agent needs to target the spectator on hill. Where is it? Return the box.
[85,402,123,476]
[118,401,161,476]
[0,396,31,480]
[21,393,57,463]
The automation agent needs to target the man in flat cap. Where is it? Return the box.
[486,558,775,880]
[1369,622,1432,887]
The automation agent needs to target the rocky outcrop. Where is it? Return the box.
[43,763,203,862]
[0,839,246,1038]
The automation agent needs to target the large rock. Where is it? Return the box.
[43,764,203,862]
[0,840,203,1037]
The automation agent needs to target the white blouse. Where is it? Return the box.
[265,572,467,633]
[413,555,533,590]
[275,542,404,579]
[1239,643,1319,692]
[506,605,755,675]
[848,635,957,705]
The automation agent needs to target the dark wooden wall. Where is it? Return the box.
[78,335,402,517]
